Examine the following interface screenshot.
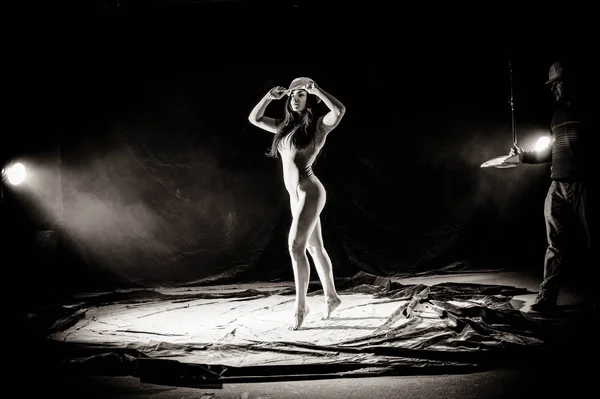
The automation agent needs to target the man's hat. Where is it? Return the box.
[545,61,563,85]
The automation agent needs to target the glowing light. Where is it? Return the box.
[535,136,551,152]
[3,163,27,185]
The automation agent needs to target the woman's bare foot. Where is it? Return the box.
[289,306,310,330]
[323,296,341,320]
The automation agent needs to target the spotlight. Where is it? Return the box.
[2,162,27,186]
[535,136,551,152]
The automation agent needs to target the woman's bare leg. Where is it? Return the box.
[306,219,341,319]
[288,182,325,330]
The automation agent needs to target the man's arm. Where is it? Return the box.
[510,142,552,164]
[522,146,552,164]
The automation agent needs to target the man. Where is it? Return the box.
[509,60,593,312]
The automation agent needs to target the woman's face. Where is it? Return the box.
[289,89,308,112]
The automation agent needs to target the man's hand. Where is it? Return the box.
[509,142,524,162]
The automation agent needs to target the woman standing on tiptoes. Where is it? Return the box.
[248,77,346,330]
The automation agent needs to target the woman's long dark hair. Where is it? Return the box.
[266,93,320,158]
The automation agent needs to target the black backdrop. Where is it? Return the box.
[2,1,595,298]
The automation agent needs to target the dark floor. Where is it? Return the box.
[13,356,598,399]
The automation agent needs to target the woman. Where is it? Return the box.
[248,77,346,330]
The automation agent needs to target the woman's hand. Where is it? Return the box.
[268,86,288,100]
[304,80,319,95]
